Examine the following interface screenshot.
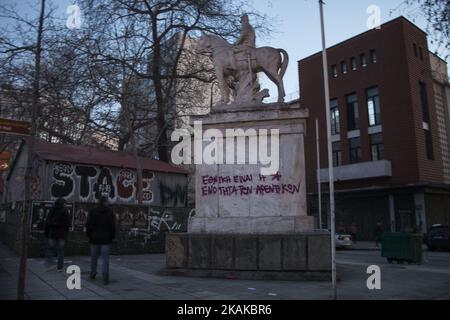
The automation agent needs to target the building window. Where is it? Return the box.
[425,129,434,160]
[350,57,357,70]
[341,61,348,74]
[349,137,362,164]
[419,47,424,61]
[331,64,338,78]
[360,53,367,67]
[370,49,377,63]
[367,87,381,126]
[413,44,418,57]
[419,81,434,160]
[330,99,340,135]
[370,133,384,161]
[419,81,430,123]
[346,93,360,131]
[332,142,342,167]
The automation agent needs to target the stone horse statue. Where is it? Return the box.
[197,33,289,105]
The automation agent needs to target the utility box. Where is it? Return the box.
[381,233,423,264]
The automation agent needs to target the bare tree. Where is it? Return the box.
[0,0,110,298]
[395,0,449,60]
[78,0,272,162]
[0,0,48,301]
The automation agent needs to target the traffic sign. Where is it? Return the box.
[0,118,31,136]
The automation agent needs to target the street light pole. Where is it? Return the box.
[316,119,322,230]
[318,0,337,300]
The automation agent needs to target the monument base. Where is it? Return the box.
[190,216,314,234]
[165,232,332,281]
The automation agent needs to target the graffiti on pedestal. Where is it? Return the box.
[200,172,301,197]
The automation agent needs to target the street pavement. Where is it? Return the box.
[1,243,449,300]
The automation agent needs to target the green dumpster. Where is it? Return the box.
[381,233,423,264]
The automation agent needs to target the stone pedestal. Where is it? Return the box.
[165,233,331,280]
[166,103,331,280]
[191,103,314,233]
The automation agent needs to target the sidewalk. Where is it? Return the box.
[1,242,448,300]
[349,241,381,251]
[0,243,332,300]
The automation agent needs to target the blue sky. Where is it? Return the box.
[3,0,438,100]
[251,0,431,99]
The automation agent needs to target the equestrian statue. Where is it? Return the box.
[197,15,289,106]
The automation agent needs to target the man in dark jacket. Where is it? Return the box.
[45,198,71,271]
[375,222,384,247]
[86,196,116,285]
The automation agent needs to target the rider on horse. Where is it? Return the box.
[233,14,259,92]
[234,14,256,54]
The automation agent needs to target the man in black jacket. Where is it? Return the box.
[86,196,116,285]
[45,198,71,272]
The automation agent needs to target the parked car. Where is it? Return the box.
[426,224,450,251]
[335,233,354,250]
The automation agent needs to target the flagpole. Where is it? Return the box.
[318,0,337,300]
[316,119,322,230]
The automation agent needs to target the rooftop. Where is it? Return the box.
[298,16,428,63]
[13,139,188,176]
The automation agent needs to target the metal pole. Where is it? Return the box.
[319,0,337,300]
[17,0,46,300]
[316,119,323,230]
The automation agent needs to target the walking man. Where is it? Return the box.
[45,198,71,272]
[86,196,116,285]
[349,222,358,244]
[375,222,384,247]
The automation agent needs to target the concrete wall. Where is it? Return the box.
[166,233,331,280]
[0,201,194,257]
[189,105,313,234]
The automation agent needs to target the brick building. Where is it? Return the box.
[299,17,450,240]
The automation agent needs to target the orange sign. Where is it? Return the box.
[0,151,11,160]
[0,160,8,171]
[0,151,11,171]
[0,118,31,136]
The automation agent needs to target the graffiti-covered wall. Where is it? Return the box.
[2,144,192,256]
[45,161,187,207]
[6,151,188,207]
[0,201,195,257]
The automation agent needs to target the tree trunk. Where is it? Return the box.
[17,0,45,300]
[124,105,144,205]
[151,12,169,163]
[121,72,144,205]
